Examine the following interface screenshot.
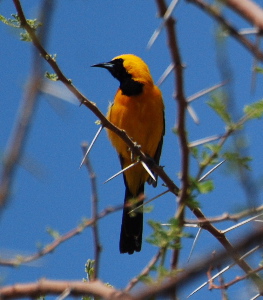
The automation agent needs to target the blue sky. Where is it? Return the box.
[1,1,263,299]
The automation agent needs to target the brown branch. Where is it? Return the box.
[225,0,263,30]
[12,0,179,199]
[187,0,263,61]
[81,143,101,280]
[134,228,263,300]
[0,205,122,267]
[210,264,263,291]
[155,0,189,279]
[190,207,263,288]
[124,249,163,292]
[0,279,133,300]
[0,0,54,210]
[185,204,263,224]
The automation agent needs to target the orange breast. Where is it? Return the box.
[106,83,164,195]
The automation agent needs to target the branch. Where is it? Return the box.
[124,249,163,292]
[155,0,189,276]
[188,0,263,61]
[0,205,122,267]
[185,204,263,224]
[225,0,263,30]
[81,143,101,280]
[0,279,133,300]
[0,0,54,210]
[12,0,179,199]
[134,228,263,300]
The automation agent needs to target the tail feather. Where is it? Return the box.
[119,184,144,254]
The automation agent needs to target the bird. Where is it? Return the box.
[92,54,165,254]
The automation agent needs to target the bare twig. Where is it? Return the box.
[0,0,54,210]
[124,249,163,292]
[134,228,263,300]
[12,0,180,199]
[81,143,101,280]
[185,204,263,224]
[225,0,263,30]
[155,0,189,279]
[0,205,122,267]
[0,279,133,300]
[188,0,263,61]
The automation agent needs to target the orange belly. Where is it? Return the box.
[106,84,164,195]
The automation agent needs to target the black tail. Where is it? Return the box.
[119,184,144,254]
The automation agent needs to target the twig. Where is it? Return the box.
[81,143,101,280]
[0,0,54,210]
[124,249,163,292]
[188,244,263,297]
[225,0,263,30]
[0,204,122,267]
[185,204,263,224]
[0,279,133,300]
[187,0,263,61]
[134,228,263,300]
[155,0,189,277]
[12,0,180,199]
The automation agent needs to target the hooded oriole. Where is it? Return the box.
[92,54,165,254]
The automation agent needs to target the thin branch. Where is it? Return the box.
[188,244,263,297]
[124,249,163,292]
[12,0,180,199]
[188,0,263,61]
[185,204,263,224]
[225,0,263,30]
[0,0,54,210]
[81,143,101,280]
[0,279,133,300]
[134,228,263,300]
[0,204,122,267]
[155,0,189,277]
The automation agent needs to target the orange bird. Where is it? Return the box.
[92,54,165,254]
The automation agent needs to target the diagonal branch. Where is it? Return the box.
[0,0,55,210]
[0,279,133,300]
[81,144,101,280]
[155,0,189,276]
[12,0,179,199]
[0,205,122,267]
[187,0,263,61]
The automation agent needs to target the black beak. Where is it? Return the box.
[91,61,114,70]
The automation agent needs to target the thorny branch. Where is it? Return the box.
[81,144,101,280]
[133,228,263,299]
[155,0,189,281]
[0,204,122,267]
[3,1,263,299]
[0,0,54,210]
[155,0,263,296]
[0,279,133,300]
[12,0,180,199]
[187,0,263,61]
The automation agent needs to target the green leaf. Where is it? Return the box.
[208,92,232,124]
[197,180,214,194]
[190,146,198,159]
[46,227,61,239]
[45,72,59,81]
[0,14,20,27]
[244,99,263,120]
[223,151,252,171]
[254,66,263,74]
[20,31,32,42]
[85,259,95,281]
[147,218,184,249]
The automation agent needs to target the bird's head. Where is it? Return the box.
[92,54,154,96]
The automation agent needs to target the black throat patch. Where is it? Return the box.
[108,58,144,96]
